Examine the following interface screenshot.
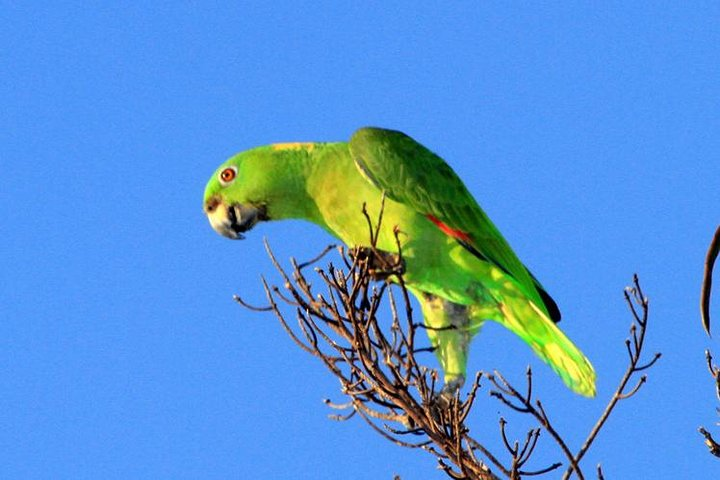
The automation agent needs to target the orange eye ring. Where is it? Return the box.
[219,166,237,185]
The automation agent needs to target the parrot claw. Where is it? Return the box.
[351,246,405,280]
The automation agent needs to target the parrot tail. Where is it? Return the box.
[493,297,597,397]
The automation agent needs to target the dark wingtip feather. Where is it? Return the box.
[527,270,561,323]
[457,239,561,323]
[536,284,562,323]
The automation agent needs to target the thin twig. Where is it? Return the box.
[232,294,273,311]
[561,275,659,479]
[297,244,337,270]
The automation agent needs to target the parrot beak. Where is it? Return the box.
[204,196,266,240]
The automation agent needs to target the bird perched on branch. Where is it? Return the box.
[204,127,596,397]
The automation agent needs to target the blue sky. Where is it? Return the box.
[2,2,719,478]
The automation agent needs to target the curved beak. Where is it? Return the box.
[204,196,266,240]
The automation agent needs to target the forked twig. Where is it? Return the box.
[486,275,660,480]
[561,275,660,479]
[488,369,582,479]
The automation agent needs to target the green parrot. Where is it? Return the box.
[204,127,596,397]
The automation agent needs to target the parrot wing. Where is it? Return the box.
[349,127,559,321]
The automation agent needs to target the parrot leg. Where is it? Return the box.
[418,292,485,401]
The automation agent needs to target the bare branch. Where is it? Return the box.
[699,427,720,458]
[250,229,504,478]
[705,350,720,402]
[561,275,660,479]
[233,209,660,478]
[296,244,337,270]
[232,293,273,312]
[701,225,720,336]
[519,462,562,477]
[597,464,605,480]
[699,349,720,459]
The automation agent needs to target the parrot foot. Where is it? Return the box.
[351,246,405,280]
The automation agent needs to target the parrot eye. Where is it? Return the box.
[219,166,237,186]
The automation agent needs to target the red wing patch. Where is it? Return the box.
[426,214,472,243]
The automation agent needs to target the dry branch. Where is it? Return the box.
[701,225,720,336]
[699,350,720,458]
[699,227,720,458]
[234,209,659,478]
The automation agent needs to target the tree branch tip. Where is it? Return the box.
[634,353,662,372]
[232,293,274,311]
[519,462,562,476]
[699,426,720,457]
[618,375,647,400]
[323,398,352,409]
[328,410,356,422]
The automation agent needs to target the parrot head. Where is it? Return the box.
[203,156,268,240]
